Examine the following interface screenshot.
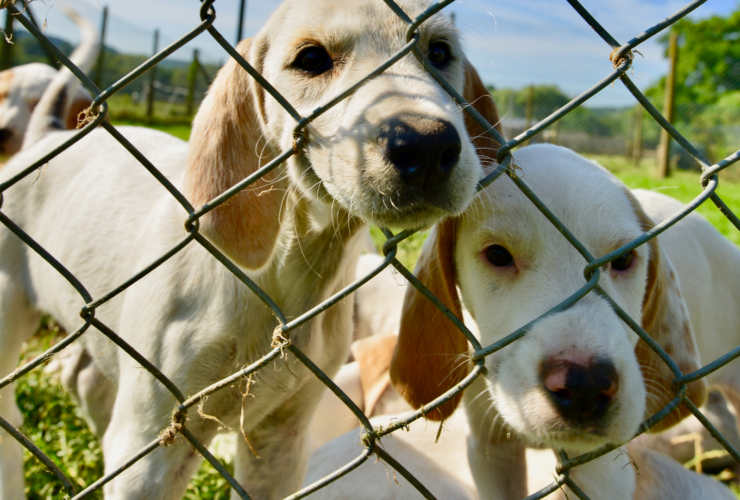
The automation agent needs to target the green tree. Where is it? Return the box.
[645,8,740,161]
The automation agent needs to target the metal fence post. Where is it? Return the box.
[1,6,14,71]
[24,3,56,65]
[94,6,108,89]
[236,0,247,44]
[186,48,199,116]
[146,28,159,121]
[632,105,644,168]
[524,84,534,146]
[657,30,678,178]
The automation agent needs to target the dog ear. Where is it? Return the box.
[626,191,707,432]
[65,96,95,130]
[462,58,502,167]
[185,38,284,270]
[390,218,469,421]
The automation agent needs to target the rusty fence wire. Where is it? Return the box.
[0,0,739,498]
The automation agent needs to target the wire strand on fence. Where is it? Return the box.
[0,0,738,499]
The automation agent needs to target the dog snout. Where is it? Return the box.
[541,357,618,423]
[378,116,461,188]
[0,127,12,145]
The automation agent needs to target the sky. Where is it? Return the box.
[15,0,740,108]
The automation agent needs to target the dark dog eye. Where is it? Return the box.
[611,251,634,271]
[486,245,514,267]
[295,46,332,74]
[427,42,452,68]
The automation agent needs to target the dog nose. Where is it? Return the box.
[378,117,461,187]
[541,357,618,423]
[0,128,12,144]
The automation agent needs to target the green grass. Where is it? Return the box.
[18,320,234,499]
[587,154,740,247]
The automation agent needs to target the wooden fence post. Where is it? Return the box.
[1,6,14,71]
[632,105,644,168]
[25,3,56,65]
[186,49,199,116]
[236,0,247,44]
[523,85,534,146]
[657,30,678,178]
[146,29,159,121]
[94,6,108,89]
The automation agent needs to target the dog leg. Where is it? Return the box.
[100,373,216,499]
[0,276,40,500]
[713,375,740,436]
[59,344,116,436]
[233,381,327,500]
[463,377,528,499]
[557,447,636,500]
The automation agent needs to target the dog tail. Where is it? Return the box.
[23,5,99,149]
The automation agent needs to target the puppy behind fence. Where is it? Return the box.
[0,1,737,499]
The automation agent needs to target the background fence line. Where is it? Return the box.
[1,0,739,498]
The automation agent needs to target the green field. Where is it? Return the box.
[13,127,740,497]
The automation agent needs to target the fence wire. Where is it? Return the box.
[1,0,739,499]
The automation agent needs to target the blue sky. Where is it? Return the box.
[19,0,740,107]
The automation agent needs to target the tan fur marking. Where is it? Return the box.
[0,69,14,104]
[351,333,398,416]
[391,219,466,421]
[462,58,502,168]
[185,38,285,270]
[624,189,707,432]
[66,97,93,130]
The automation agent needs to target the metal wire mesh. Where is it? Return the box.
[0,0,739,498]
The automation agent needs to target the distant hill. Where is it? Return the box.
[7,29,218,96]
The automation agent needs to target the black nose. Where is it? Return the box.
[541,357,618,423]
[0,128,12,144]
[378,117,461,187]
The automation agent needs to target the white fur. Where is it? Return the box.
[0,7,97,154]
[303,406,733,499]
[0,1,484,498]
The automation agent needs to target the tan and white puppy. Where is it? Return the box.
[391,144,717,498]
[0,8,98,155]
[0,0,500,498]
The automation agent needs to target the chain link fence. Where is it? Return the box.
[1,0,739,498]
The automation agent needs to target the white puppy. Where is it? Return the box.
[390,144,729,498]
[0,0,500,498]
[0,7,97,155]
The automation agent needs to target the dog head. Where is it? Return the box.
[0,63,95,155]
[185,0,500,269]
[0,64,56,155]
[391,144,706,451]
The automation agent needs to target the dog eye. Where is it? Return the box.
[426,42,452,68]
[486,245,514,267]
[610,251,634,272]
[295,46,332,74]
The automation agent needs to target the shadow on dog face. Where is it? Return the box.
[252,0,482,229]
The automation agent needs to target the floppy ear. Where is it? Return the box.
[185,38,284,269]
[625,191,707,432]
[65,96,93,130]
[462,58,503,167]
[390,218,469,421]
